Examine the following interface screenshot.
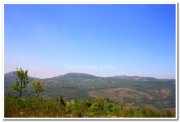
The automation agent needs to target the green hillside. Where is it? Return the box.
[5,72,175,112]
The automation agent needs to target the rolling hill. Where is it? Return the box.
[4,72,175,111]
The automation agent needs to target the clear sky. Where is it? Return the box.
[4,4,176,79]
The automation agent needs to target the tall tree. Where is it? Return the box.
[11,68,30,98]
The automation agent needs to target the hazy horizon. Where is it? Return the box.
[5,4,176,79]
[5,70,176,80]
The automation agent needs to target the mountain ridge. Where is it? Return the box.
[4,71,175,81]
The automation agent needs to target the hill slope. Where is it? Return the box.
[4,72,175,111]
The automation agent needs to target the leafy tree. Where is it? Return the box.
[88,98,105,117]
[11,68,30,98]
[32,81,45,96]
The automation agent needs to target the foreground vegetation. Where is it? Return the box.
[5,95,175,118]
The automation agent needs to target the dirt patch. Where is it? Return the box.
[146,88,171,97]
[88,88,153,101]
[160,88,171,96]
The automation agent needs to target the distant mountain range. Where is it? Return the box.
[4,71,175,111]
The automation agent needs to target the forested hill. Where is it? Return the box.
[5,72,175,111]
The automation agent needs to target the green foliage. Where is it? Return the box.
[88,98,121,117]
[56,96,66,107]
[88,98,104,116]
[5,96,175,118]
[66,99,86,117]
[122,108,137,117]
[140,106,161,117]
[11,68,30,98]
[5,96,66,117]
[32,81,45,96]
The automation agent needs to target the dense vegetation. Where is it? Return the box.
[5,96,175,117]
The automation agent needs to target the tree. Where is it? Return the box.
[88,98,105,117]
[11,68,30,98]
[32,81,45,96]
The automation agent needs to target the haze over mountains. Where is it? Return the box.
[5,71,175,111]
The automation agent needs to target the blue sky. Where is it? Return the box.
[5,4,176,78]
